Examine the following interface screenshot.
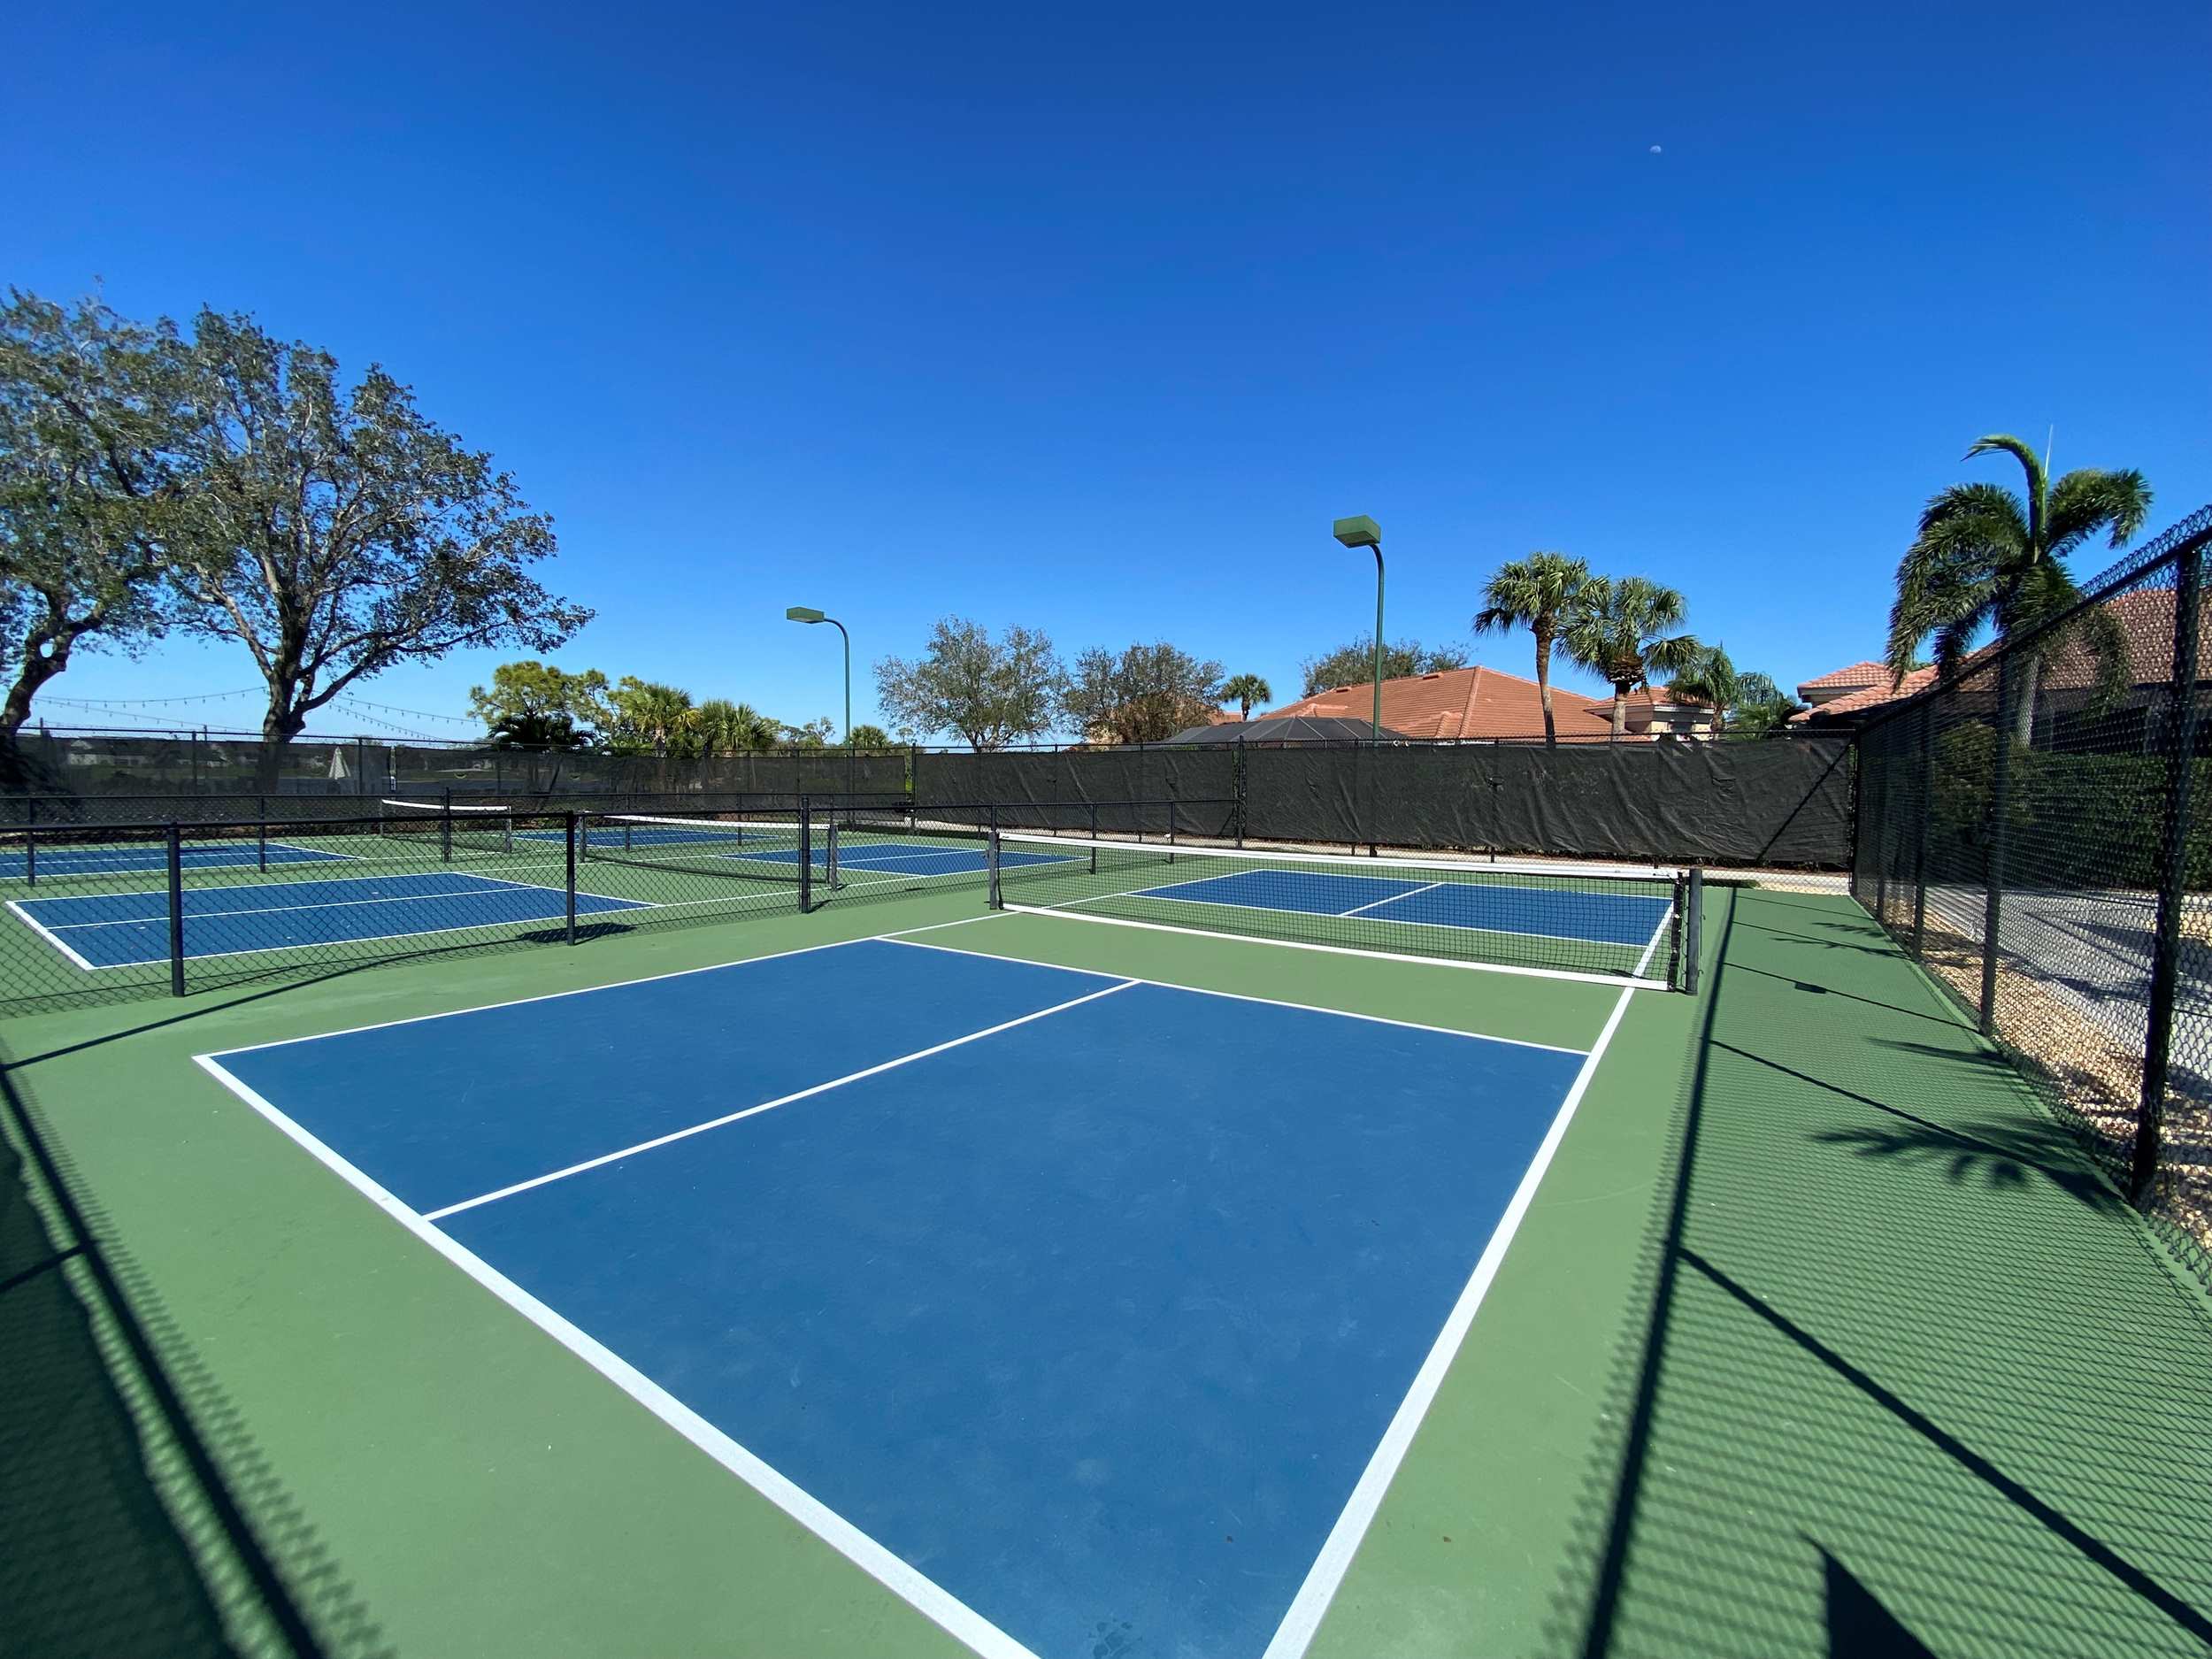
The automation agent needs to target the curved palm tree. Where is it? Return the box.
[1472,552,1590,749]
[1887,435,2150,743]
[1670,642,1740,733]
[1559,576,1702,741]
[695,698,781,757]
[1220,673,1272,720]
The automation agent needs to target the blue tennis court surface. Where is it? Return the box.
[1137,864,1675,948]
[12,872,646,970]
[0,838,351,880]
[199,935,1593,1659]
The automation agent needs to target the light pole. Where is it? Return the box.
[785,606,849,742]
[1333,516,1385,739]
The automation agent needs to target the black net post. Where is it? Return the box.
[165,822,187,998]
[22,820,34,888]
[1978,656,2016,1036]
[2132,540,2205,1204]
[1678,866,1703,995]
[1088,802,1099,874]
[257,795,268,872]
[986,822,1003,909]
[564,811,579,945]
[798,797,814,913]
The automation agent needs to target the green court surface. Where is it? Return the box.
[4,877,2209,1656]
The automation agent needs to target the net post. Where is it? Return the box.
[1978,657,2014,1035]
[23,820,34,888]
[439,788,454,864]
[257,795,268,872]
[2132,535,2205,1206]
[798,797,814,912]
[1167,798,1178,865]
[165,822,187,998]
[564,811,579,945]
[1678,866,1703,994]
[1088,802,1099,874]
[986,820,1003,910]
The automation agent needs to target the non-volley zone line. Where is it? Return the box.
[9,871,650,971]
[0,838,356,880]
[196,934,1614,1659]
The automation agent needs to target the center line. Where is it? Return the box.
[421,978,1140,1222]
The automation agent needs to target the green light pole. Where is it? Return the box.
[1333,516,1385,738]
[785,606,849,741]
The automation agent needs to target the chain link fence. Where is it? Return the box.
[1852,504,2212,1286]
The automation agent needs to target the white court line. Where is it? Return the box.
[1337,879,1445,918]
[5,896,98,971]
[188,1055,1045,1659]
[1130,881,1672,955]
[1259,972,1651,1659]
[61,885,649,972]
[1001,905,1672,992]
[883,935,1591,1056]
[33,871,598,932]
[421,979,1140,1221]
[197,933,985,1061]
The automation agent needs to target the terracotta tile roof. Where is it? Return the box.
[1260,664,1647,741]
[1789,665,1938,722]
[1791,585,2210,724]
[1798,660,1888,693]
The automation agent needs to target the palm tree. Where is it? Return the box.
[1669,642,1740,734]
[1887,435,2150,744]
[1559,576,1702,741]
[1471,552,1589,749]
[695,698,781,757]
[1220,673,1272,720]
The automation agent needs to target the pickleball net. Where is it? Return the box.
[987,830,1701,989]
[573,811,824,882]
[378,798,515,857]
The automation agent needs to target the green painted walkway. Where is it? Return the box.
[2,881,2207,1656]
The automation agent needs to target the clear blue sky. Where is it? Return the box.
[10,0,2208,741]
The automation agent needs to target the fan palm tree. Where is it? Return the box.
[695,698,781,757]
[1471,552,1589,749]
[1559,576,1702,741]
[1220,673,1272,720]
[1887,435,2150,745]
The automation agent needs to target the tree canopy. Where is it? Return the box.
[1219,673,1272,720]
[1298,637,1470,697]
[1061,641,1225,745]
[164,310,591,773]
[468,661,611,743]
[0,292,194,735]
[874,617,1062,749]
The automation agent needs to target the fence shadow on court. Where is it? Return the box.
[1548,888,2212,1659]
[0,1061,388,1659]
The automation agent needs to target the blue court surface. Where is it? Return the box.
[11,872,647,970]
[197,935,1595,1659]
[0,838,351,880]
[1135,865,1674,948]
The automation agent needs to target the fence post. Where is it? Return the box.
[166,822,187,998]
[2132,539,2205,1205]
[1909,704,1933,956]
[565,811,580,945]
[1978,657,2015,1036]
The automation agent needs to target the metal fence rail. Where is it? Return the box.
[1850,503,2212,1286]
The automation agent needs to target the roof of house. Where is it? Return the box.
[1798,660,1889,694]
[1260,664,1647,741]
[1790,585,2207,724]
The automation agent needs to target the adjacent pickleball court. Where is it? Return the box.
[196,932,1621,1659]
